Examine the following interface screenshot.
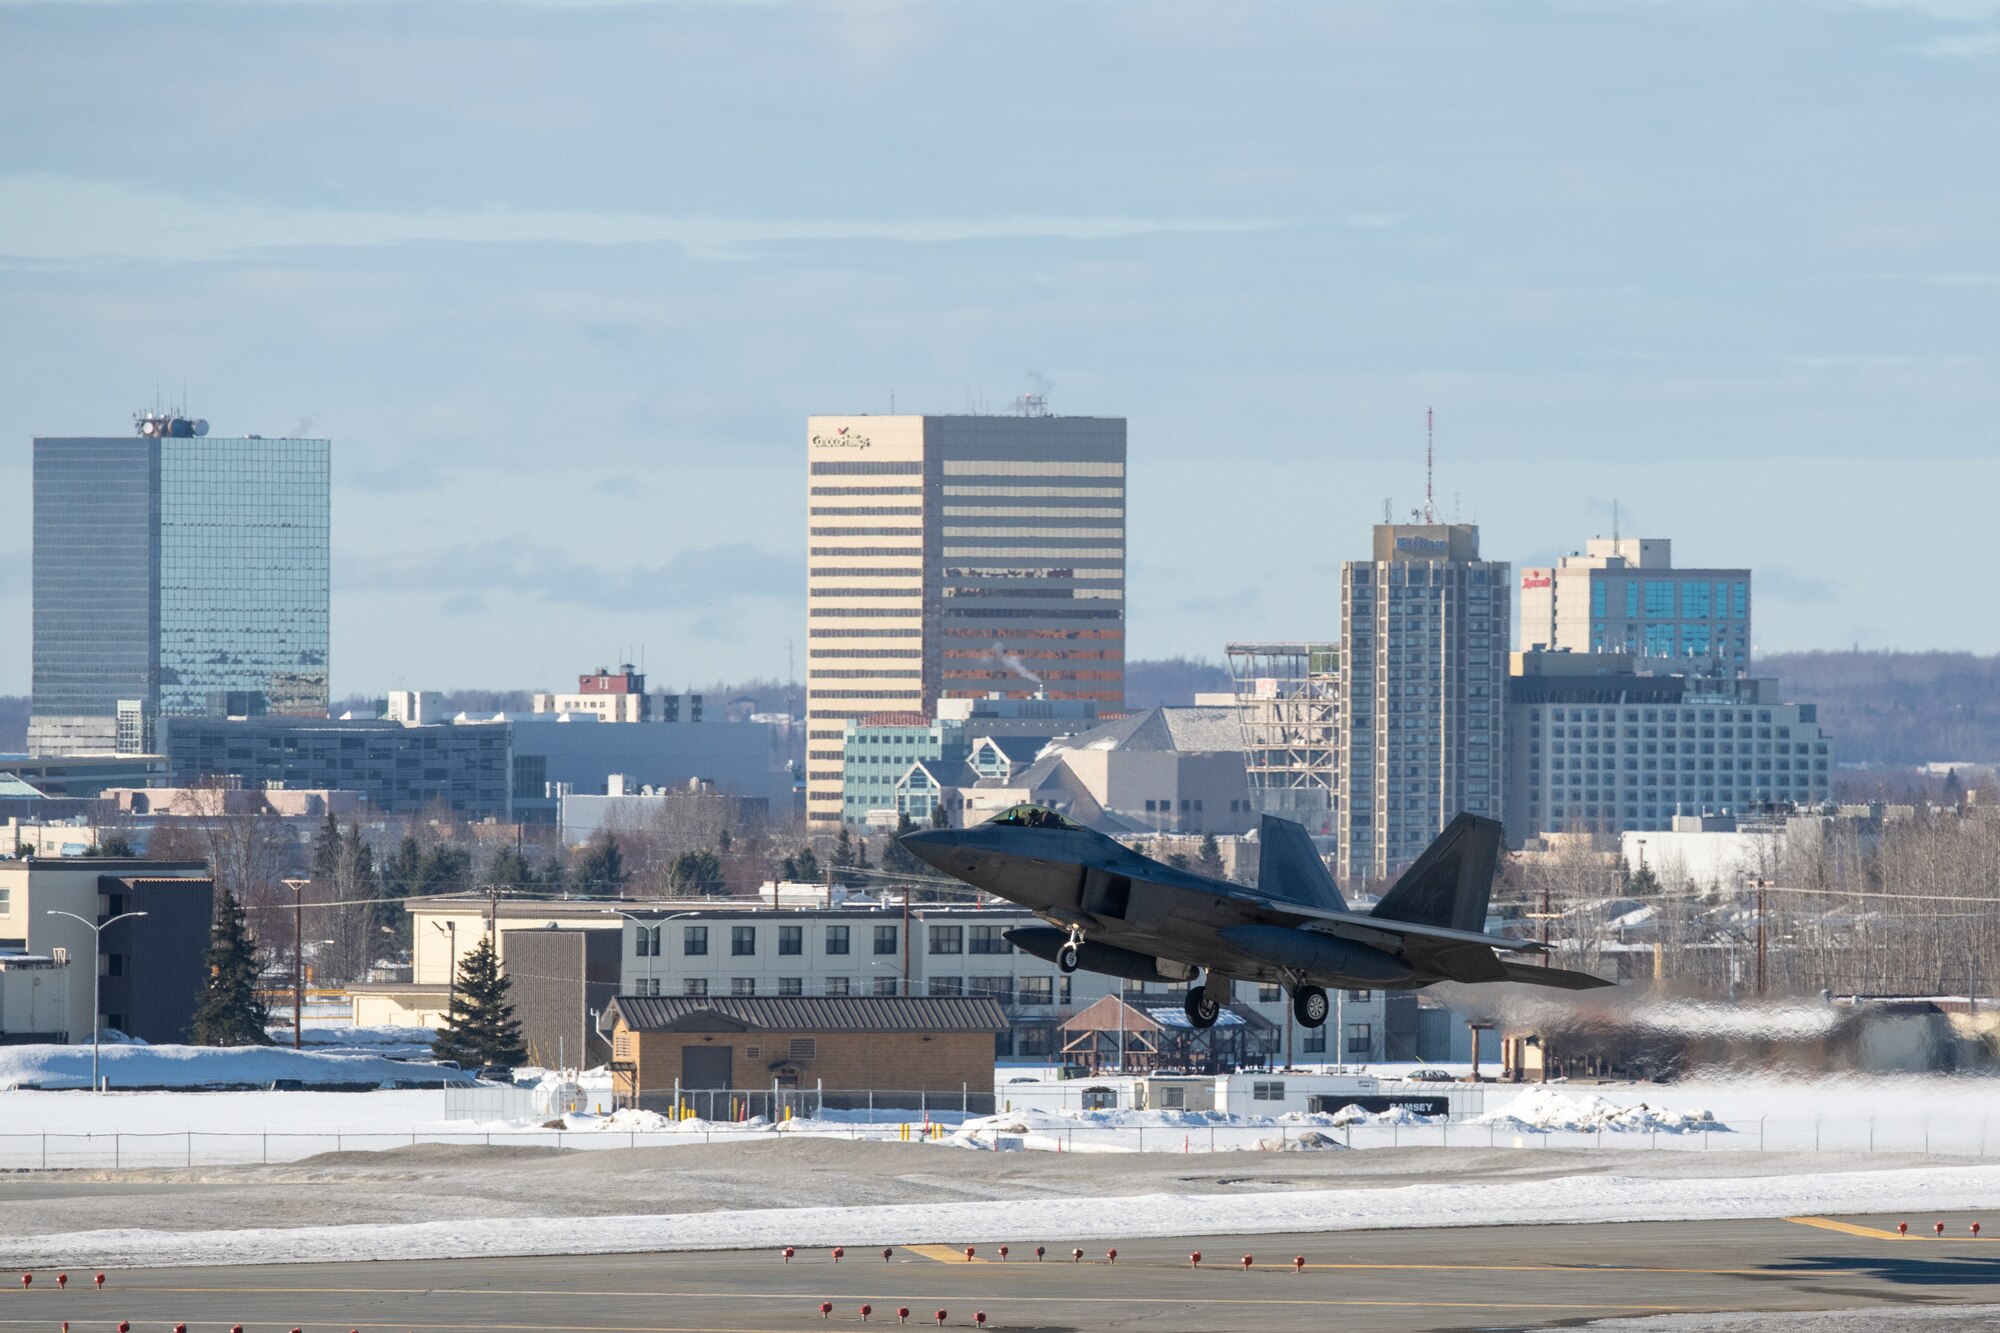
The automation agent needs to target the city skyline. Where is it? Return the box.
[3,1,1997,697]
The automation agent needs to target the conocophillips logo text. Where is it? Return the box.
[810,426,873,449]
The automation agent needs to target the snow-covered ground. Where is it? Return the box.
[6,1163,2000,1269]
[0,1068,1996,1168]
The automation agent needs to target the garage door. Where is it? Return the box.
[682,1045,733,1089]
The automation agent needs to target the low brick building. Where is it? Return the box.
[602,994,1007,1118]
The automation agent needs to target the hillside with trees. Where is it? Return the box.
[1758,651,2000,766]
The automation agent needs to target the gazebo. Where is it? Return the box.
[1058,994,1279,1074]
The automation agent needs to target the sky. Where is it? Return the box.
[0,0,1995,697]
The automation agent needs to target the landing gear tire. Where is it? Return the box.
[1292,985,1329,1029]
[1057,943,1081,974]
[1185,984,1220,1030]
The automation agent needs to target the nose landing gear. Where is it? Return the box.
[1057,925,1084,973]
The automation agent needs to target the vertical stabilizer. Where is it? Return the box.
[1369,813,1503,934]
[1256,814,1347,912]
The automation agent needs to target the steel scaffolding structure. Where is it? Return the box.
[1225,641,1339,835]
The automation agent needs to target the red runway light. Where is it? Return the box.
[821,1301,834,1319]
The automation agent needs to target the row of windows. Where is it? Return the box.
[940,460,1123,476]
[640,923,903,957]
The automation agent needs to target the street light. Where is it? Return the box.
[46,908,147,1093]
[282,877,310,1049]
[602,910,696,997]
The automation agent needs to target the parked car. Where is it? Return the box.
[475,1065,513,1082]
[1404,1068,1455,1083]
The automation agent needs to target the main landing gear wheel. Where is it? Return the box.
[1292,985,1329,1028]
[1184,984,1220,1029]
[1057,943,1081,974]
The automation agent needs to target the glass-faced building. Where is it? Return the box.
[30,415,330,756]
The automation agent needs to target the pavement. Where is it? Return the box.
[3,1215,2000,1332]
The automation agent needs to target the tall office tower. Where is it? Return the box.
[805,408,1126,824]
[1335,524,1509,888]
[1518,538,1750,672]
[30,411,330,756]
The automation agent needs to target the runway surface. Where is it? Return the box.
[5,1215,1999,1332]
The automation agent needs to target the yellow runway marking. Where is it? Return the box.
[1787,1216,1995,1243]
[906,1243,990,1263]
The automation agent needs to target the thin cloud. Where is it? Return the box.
[0,174,1284,265]
[338,538,804,613]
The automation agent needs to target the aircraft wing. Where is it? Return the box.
[1259,900,1549,955]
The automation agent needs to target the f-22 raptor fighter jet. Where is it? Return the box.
[900,804,1611,1031]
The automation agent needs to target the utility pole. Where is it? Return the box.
[283,877,310,1048]
[1753,878,1768,998]
[47,909,147,1092]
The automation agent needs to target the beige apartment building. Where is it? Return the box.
[804,410,1127,823]
[1335,524,1509,888]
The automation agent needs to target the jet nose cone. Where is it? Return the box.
[897,827,965,873]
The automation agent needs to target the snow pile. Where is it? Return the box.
[294,1025,434,1047]
[1473,1088,1725,1134]
[564,1109,759,1134]
[1272,1130,1347,1151]
[0,1043,475,1091]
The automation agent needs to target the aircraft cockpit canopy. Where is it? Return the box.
[986,804,1082,831]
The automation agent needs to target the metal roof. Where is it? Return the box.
[606,994,1009,1033]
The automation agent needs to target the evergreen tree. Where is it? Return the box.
[534,852,568,892]
[831,826,854,873]
[1196,834,1224,879]
[384,834,424,897]
[929,801,950,830]
[1627,864,1664,898]
[188,887,273,1046]
[1166,851,1192,871]
[791,845,821,884]
[880,811,922,876]
[432,936,525,1068]
[416,845,473,896]
[779,853,798,880]
[487,845,533,892]
[311,810,342,882]
[669,848,725,895]
[86,832,136,858]
[573,832,628,894]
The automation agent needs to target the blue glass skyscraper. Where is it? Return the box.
[30,413,330,756]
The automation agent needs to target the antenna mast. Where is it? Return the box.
[1424,408,1436,524]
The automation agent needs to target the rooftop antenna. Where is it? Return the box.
[1382,497,1392,524]
[1613,498,1621,542]
[1424,407,1436,525]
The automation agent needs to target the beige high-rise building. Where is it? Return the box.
[1335,524,1509,887]
[805,411,1126,824]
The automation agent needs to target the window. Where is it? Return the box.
[1644,581,1675,617]
[1017,976,1053,1006]
[874,925,899,955]
[968,925,1011,955]
[1590,581,1607,617]
[778,976,803,996]
[779,925,803,956]
[825,925,850,956]
[1624,582,1639,617]
[824,976,851,996]
[1347,1023,1372,1055]
[0,889,9,914]
[683,926,708,956]
[1251,1081,1286,1101]
[635,925,661,957]
[1257,983,1281,1002]
[929,925,964,955]
[928,975,963,997]
[1302,1029,1326,1054]
[682,977,707,997]
[731,977,756,996]
[641,977,661,996]
[732,926,756,956]
[969,976,1012,1003]
[871,975,900,996]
